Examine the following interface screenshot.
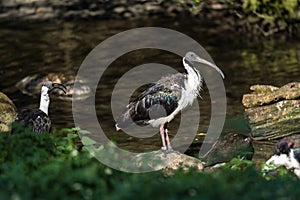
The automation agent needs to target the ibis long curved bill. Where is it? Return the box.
[48,83,67,94]
[185,51,225,79]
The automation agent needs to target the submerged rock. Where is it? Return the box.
[16,73,91,101]
[202,133,254,167]
[0,92,17,132]
[243,82,300,140]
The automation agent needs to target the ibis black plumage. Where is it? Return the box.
[115,52,224,152]
[13,81,67,134]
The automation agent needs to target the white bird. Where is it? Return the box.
[264,138,300,178]
[13,81,67,134]
[115,51,225,152]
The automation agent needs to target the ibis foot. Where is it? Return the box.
[165,147,174,154]
[161,146,174,154]
[161,146,168,151]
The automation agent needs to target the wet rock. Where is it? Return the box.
[202,133,254,167]
[128,4,144,15]
[35,7,53,13]
[113,6,126,14]
[243,82,300,140]
[145,3,161,12]
[166,5,184,17]
[1,0,36,7]
[19,7,36,15]
[0,92,17,133]
[122,11,133,19]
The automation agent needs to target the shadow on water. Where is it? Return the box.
[0,19,299,163]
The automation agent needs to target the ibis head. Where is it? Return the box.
[184,51,225,79]
[39,81,67,115]
[42,81,67,94]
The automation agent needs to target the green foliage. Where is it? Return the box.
[191,0,299,35]
[239,0,300,35]
[262,160,296,180]
[0,126,113,199]
[1,127,300,199]
[242,0,299,21]
[222,157,255,171]
[111,161,300,199]
[176,0,203,15]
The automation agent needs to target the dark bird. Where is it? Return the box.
[115,52,225,152]
[13,81,67,134]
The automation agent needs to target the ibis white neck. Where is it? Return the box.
[39,86,50,115]
[182,58,202,94]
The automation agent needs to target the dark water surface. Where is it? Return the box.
[0,19,299,160]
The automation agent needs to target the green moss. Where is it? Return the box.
[0,92,17,132]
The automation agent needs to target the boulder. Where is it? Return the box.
[0,92,17,132]
[133,150,204,172]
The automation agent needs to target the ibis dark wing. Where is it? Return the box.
[13,108,51,134]
[117,73,186,128]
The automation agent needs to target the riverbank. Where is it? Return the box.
[0,0,206,21]
[1,0,299,36]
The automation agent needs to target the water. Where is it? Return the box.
[0,19,299,162]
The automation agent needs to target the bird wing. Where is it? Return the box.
[13,109,51,134]
[117,73,186,128]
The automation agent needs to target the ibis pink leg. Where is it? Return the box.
[160,124,167,151]
[165,128,172,150]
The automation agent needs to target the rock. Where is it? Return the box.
[0,92,17,133]
[202,133,254,166]
[251,140,276,168]
[133,150,204,172]
[18,7,36,15]
[145,3,161,11]
[243,82,300,140]
[113,6,126,14]
[242,82,300,108]
[0,0,204,21]
[129,4,143,12]
[122,11,134,18]
[166,5,184,17]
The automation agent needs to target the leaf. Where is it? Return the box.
[78,129,91,135]
[81,136,96,146]
[67,134,78,139]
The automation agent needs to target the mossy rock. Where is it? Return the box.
[0,92,17,132]
[243,82,300,140]
[242,82,300,108]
